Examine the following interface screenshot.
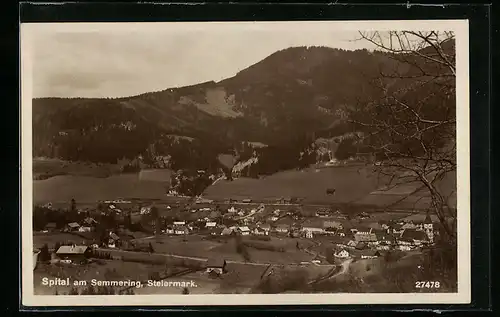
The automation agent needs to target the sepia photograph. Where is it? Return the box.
[21,20,470,306]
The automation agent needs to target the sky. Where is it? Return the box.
[25,21,458,99]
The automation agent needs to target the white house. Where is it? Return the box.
[175,226,189,235]
[253,227,268,236]
[323,221,343,230]
[78,226,92,232]
[228,206,237,213]
[173,221,186,226]
[334,249,350,259]
[140,207,151,215]
[205,222,217,228]
[302,227,324,234]
[206,258,227,275]
[237,226,250,236]
[275,224,290,234]
[107,239,116,248]
[347,240,357,248]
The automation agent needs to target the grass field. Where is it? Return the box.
[33,158,121,180]
[203,166,386,204]
[143,234,315,265]
[34,173,170,204]
[33,232,97,249]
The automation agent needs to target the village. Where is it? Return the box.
[33,196,439,287]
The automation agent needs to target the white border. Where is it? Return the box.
[20,20,470,306]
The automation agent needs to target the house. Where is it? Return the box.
[334,249,351,259]
[206,258,227,275]
[275,224,290,234]
[242,199,252,204]
[354,226,372,235]
[78,226,92,232]
[317,211,330,218]
[391,223,404,235]
[304,230,314,239]
[302,226,324,234]
[401,229,428,246]
[173,221,186,226]
[65,222,80,232]
[253,227,268,236]
[269,216,279,222]
[107,239,116,248]
[195,198,214,204]
[347,240,357,248]
[378,220,390,230]
[140,207,151,215]
[354,232,377,243]
[397,238,413,251]
[259,223,271,233]
[423,213,435,241]
[402,221,417,230]
[228,206,238,213]
[358,212,370,219]
[361,250,381,259]
[324,227,337,235]
[205,222,217,228]
[165,226,174,234]
[175,226,189,235]
[237,226,250,236]
[323,221,343,230]
[55,245,91,263]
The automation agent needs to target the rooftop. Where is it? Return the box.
[56,245,89,255]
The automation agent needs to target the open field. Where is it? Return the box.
[141,234,315,265]
[33,232,97,249]
[203,166,387,204]
[33,158,121,180]
[34,173,170,204]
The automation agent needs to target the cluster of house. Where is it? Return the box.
[42,217,100,234]
[151,203,436,255]
[328,215,436,259]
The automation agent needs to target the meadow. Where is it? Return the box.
[33,172,170,204]
[203,166,391,204]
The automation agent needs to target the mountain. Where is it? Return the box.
[32,42,454,173]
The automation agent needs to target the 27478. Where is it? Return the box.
[415,281,441,289]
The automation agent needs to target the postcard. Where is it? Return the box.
[21,19,470,306]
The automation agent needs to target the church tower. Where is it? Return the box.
[423,212,434,242]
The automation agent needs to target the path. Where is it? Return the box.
[331,258,353,279]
